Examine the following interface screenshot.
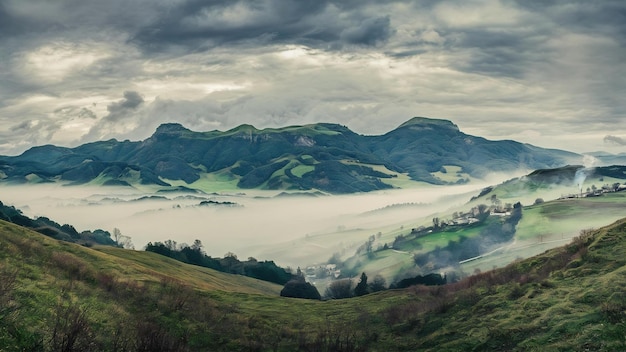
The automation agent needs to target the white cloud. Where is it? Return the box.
[434,0,525,28]
[17,42,111,84]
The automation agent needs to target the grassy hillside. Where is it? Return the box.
[1,217,625,350]
[337,167,626,282]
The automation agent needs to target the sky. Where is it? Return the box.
[1,0,625,156]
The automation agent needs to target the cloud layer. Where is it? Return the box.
[1,0,625,155]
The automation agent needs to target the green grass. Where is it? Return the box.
[166,169,241,192]
[2,215,626,351]
[290,164,315,178]
[345,191,626,280]
[339,160,426,189]
[430,165,471,183]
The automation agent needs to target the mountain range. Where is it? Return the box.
[0,117,580,193]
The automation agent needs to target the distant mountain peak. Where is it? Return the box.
[154,123,191,135]
[229,124,259,133]
[397,117,459,131]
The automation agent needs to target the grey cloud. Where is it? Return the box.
[80,96,229,145]
[131,0,334,50]
[0,1,71,40]
[0,0,625,156]
[514,1,626,40]
[130,0,400,52]
[12,120,34,131]
[340,16,393,46]
[0,0,159,38]
[604,135,626,146]
[78,108,97,119]
[436,24,550,78]
[105,91,144,122]
[0,0,398,55]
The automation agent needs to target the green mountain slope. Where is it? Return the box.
[0,117,579,193]
[1,215,625,350]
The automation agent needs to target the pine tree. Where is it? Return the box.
[354,272,369,296]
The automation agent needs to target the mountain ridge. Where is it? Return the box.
[0,117,580,193]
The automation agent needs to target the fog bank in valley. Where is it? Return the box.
[0,177,515,268]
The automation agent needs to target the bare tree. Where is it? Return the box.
[49,301,95,352]
[112,228,134,249]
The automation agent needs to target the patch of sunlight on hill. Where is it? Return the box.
[291,164,315,177]
[164,171,240,193]
[95,247,281,295]
[460,193,626,273]
[340,160,423,189]
[431,165,471,183]
[354,250,415,280]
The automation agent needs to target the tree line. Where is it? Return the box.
[144,240,293,285]
[0,201,117,246]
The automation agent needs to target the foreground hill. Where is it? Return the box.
[1,214,625,350]
[0,117,578,193]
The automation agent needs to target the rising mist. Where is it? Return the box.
[0,177,516,268]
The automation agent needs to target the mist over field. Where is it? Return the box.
[0,177,516,268]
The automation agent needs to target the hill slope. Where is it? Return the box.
[338,165,626,282]
[0,117,579,193]
[1,214,626,350]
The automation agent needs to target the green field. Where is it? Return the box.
[166,170,241,192]
[430,165,471,183]
[290,164,315,178]
[342,191,626,280]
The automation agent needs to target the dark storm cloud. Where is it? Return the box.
[340,16,393,46]
[130,0,396,51]
[0,2,27,37]
[105,91,144,122]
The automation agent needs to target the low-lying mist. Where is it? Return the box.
[0,175,518,268]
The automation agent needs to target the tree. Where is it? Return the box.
[432,217,440,230]
[490,194,502,209]
[369,274,387,292]
[164,240,178,250]
[280,274,321,300]
[191,239,203,252]
[354,272,369,296]
[112,228,134,249]
[112,228,122,245]
[325,279,353,299]
[365,239,373,254]
[534,198,544,205]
